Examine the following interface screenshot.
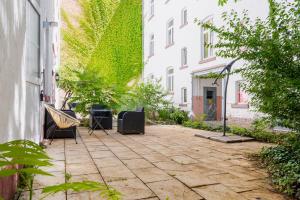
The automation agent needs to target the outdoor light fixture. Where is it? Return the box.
[55,73,59,82]
[213,58,240,136]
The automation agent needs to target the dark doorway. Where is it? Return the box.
[204,87,217,121]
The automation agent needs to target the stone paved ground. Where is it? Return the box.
[27,125,288,200]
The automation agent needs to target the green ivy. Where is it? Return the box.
[60,0,142,113]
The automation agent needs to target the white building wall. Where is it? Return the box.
[0,0,60,143]
[143,0,269,121]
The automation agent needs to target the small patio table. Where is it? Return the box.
[88,116,109,135]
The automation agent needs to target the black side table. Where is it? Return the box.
[88,116,109,135]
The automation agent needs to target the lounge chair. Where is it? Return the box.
[117,108,145,134]
[44,104,80,144]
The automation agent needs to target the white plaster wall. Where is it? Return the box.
[0,0,28,143]
[0,0,59,143]
[143,0,269,120]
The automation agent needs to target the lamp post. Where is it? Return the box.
[213,58,240,136]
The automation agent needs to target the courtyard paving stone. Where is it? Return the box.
[174,171,219,188]
[94,157,124,168]
[193,184,248,200]
[147,179,203,200]
[122,158,154,169]
[99,165,136,182]
[132,167,172,183]
[108,178,155,200]
[37,125,287,200]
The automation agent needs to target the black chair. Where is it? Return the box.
[117,108,145,134]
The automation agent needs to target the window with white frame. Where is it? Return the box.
[166,19,174,46]
[236,81,248,104]
[181,87,187,103]
[166,68,174,92]
[150,0,154,18]
[149,34,154,57]
[201,18,214,59]
[181,8,188,26]
[181,47,187,66]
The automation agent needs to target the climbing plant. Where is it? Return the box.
[60,0,142,113]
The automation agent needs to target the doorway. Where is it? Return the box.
[203,87,217,121]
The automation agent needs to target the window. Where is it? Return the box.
[149,34,154,57]
[181,8,188,26]
[236,81,248,104]
[201,18,214,59]
[166,68,174,92]
[150,0,154,18]
[166,19,174,46]
[181,87,187,103]
[181,47,187,66]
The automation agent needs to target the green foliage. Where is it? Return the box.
[60,68,119,115]
[42,181,121,200]
[169,108,189,125]
[183,119,291,143]
[122,80,171,120]
[0,140,53,200]
[0,140,121,200]
[60,0,142,113]
[260,134,300,198]
[158,107,189,124]
[197,0,300,132]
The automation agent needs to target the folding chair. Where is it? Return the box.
[44,104,80,144]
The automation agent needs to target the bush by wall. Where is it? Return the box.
[182,120,292,144]
[260,135,300,199]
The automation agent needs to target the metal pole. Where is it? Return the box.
[223,69,230,136]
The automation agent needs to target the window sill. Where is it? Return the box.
[231,104,249,109]
[148,15,154,21]
[180,65,188,70]
[165,43,175,49]
[148,54,154,59]
[168,92,174,95]
[179,103,188,107]
[199,57,216,64]
[165,0,170,4]
[179,23,188,29]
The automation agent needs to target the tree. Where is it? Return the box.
[122,80,171,120]
[198,0,300,131]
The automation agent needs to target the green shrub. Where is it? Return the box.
[260,134,300,199]
[158,108,172,121]
[229,126,250,136]
[183,120,201,129]
[169,109,189,125]
[183,120,291,144]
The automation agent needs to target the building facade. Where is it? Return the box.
[0,0,60,198]
[143,0,269,123]
[0,0,60,144]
